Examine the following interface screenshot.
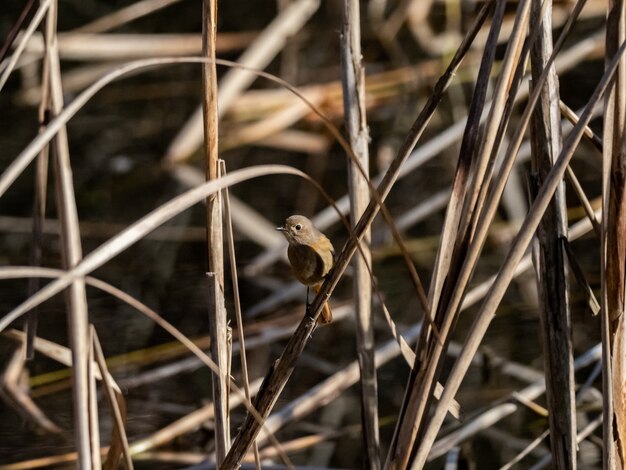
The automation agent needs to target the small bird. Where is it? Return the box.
[276,215,335,324]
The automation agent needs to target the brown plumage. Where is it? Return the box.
[276,215,334,324]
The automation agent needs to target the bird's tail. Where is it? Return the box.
[313,283,333,325]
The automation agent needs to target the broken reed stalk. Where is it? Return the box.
[340,0,379,467]
[43,1,95,467]
[601,0,626,465]
[411,35,626,470]
[221,5,491,466]
[528,0,576,467]
[220,160,261,469]
[201,0,230,463]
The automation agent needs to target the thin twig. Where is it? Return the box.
[220,160,261,469]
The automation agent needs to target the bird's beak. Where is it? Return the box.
[275,226,285,232]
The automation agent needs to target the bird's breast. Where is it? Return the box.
[287,243,331,285]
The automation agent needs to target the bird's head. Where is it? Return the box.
[276,215,317,244]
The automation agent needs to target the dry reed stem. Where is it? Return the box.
[601,0,626,465]
[565,165,602,237]
[528,0,575,466]
[87,328,101,469]
[341,0,379,466]
[43,1,94,466]
[220,160,261,469]
[0,0,51,91]
[559,100,604,153]
[23,32,256,60]
[201,0,230,462]
[411,34,626,470]
[0,0,38,62]
[0,0,53,91]
[72,0,184,33]
[25,0,55,362]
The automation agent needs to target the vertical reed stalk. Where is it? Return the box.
[26,0,54,360]
[45,1,94,467]
[340,0,379,468]
[602,0,626,466]
[528,1,575,467]
[87,326,102,469]
[220,160,261,469]
[201,0,230,463]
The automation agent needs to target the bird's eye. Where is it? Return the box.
[295,224,302,231]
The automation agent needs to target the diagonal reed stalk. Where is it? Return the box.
[0,0,52,92]
[387,0,591,466]
[387,0,516,465]
[410,35,626,470]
